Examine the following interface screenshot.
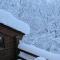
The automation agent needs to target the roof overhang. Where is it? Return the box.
[0,9,30,34]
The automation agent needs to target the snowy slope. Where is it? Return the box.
[0,9,30,34]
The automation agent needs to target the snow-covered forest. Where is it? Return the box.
[0,0,60,54]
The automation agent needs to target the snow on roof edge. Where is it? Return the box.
[0,9,30,34]
[18,42,60,60]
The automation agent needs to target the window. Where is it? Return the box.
[0,33,4,48]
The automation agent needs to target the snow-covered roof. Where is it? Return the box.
[18,42,60,60]
[0,9,30,34]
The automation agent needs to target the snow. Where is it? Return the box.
[19,51,35,60]
[0,9,30,34]
[1,0,60,58]
[0,0,60,54]
[34,57,46,60]
[18,42,60,60]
